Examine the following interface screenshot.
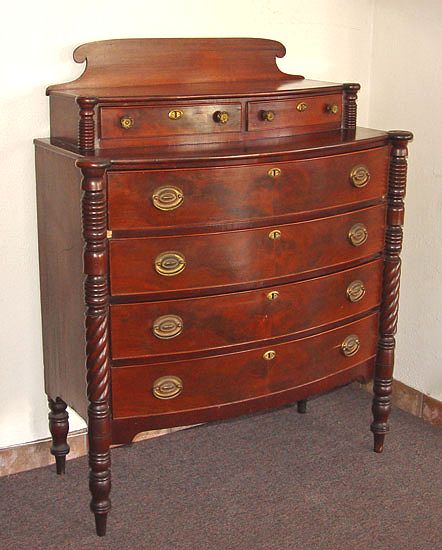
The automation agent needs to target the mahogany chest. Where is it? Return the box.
[34,38,412,536]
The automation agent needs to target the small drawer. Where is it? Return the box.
[107,147,388,231]
[100,103,242,141]
[247,94,342,132]
[111,313,379,418]
[108,204,386,298]
[110,260,383,361]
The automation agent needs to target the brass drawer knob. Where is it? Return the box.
[326,103,339,115]
[348,223,368,247]
[267,290,280,301]
[214,111,230,124]
[341,334,360,357]
[263,350,276,361]
[153,376,183,400]
[296,102,308,112]
[346,280,366,303]
[152,186,184,211]
[268,167,281,178]
[350,165,371,188]
[268,229,281,240]
[261,110,276,122]
[153,315,183,339]
[154,251,186,276]
[168,109,184,120]
[120,116,134,129]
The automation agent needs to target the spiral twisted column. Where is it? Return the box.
[371,130,413,453]
[77,158,112,536]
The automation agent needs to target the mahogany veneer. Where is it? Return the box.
[35,38,412,537]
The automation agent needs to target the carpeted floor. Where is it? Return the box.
[1,384,441,550]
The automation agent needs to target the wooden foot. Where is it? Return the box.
[373,433,385,454]
[48,397,70,474]
[94,513,108,537]
[297,400,307,414]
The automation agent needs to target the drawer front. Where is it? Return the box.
[109,204,386,297]
[247,94,342,132]
[111,313,379,418]
[107,147,388,230]
[100,103,242,141]
[111,260,383,361]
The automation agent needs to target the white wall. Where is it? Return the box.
[369,0,442,401]
[7,0,432,448]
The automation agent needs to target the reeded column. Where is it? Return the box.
[371,130,413,453]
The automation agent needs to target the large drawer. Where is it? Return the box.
[111,313,379,418]
[110,260,383,361]
[109,204,386,298]
[107,147,388,230]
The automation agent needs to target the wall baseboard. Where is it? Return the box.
[0,426,191,478]
[2,381,440,478]
[361,379,442,428]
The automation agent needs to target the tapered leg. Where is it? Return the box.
[371,130,413,453]
[48,397,70,474]
[297,400,307,414]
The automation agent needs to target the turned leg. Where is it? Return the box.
[297,399,307,414]
[370,130,413,453]
[80,160,112,536]
[48,397,70,474]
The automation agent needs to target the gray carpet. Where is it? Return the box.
[1,385,441,550]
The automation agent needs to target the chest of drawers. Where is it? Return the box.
[34,38,412,536]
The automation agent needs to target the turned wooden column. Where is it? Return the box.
[343,83,361,130]
[48,397,70,474]
[77,97,98,154]
[371,130,413,453]
[77,158,112,536]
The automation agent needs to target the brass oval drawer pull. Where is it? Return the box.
[153,315,183,339]
[326,103,339,115]
[154,251,186,276]
[348,223,368,247]
[152,186,184,211]
[267,290,280,301]
[263,350,276,361]
[346,280,366,303]
[168,109,184,120]
[350,165,370,188]
[214,111,229,124]
[268,167,281,178]
[296,102,308,112]
[261,110,276,122]
[153,376,183,400]
[268,229,281,240]
[120,116,134,129]
[341,334,360,357]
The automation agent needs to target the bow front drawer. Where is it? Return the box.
[111,313,379,418]
[109,204,386,298]
[107,147,388,230]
